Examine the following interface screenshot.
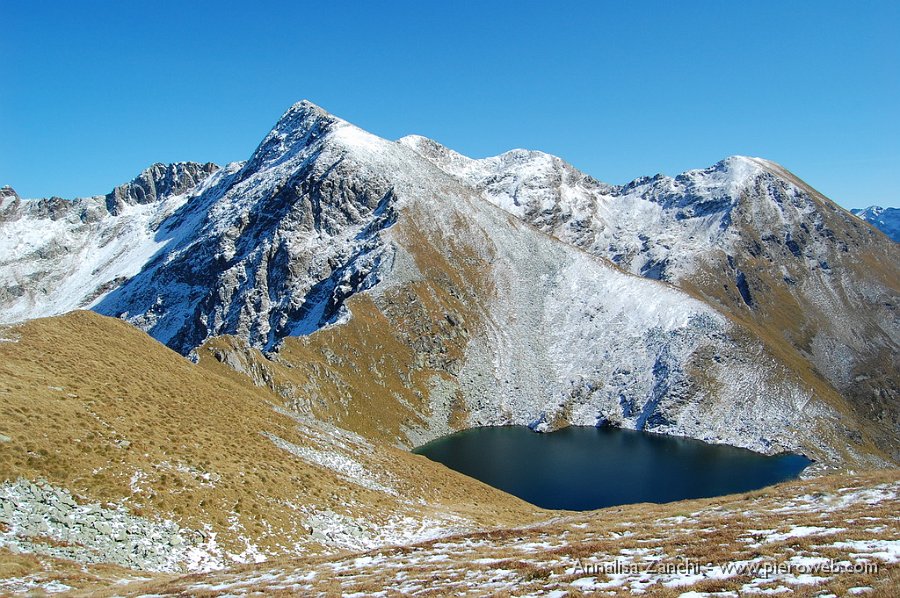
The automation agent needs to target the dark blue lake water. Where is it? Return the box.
[413,426,810,511]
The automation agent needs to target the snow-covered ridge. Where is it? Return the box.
[0,101,800,341]
[0,162,221,323]
[401,134,783,282]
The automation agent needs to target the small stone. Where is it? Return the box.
[26,518,49,535]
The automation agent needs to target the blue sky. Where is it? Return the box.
[1,1,898,208]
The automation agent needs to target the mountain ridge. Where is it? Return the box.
[0,101,896,468]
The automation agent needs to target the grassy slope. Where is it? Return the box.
[193,197,499,448]
[12,470,896,596]
[0,312,542,558]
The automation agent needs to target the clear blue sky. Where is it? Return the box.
[2,1,898,208]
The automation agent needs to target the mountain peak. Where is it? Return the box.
[659,155,775,201]
[710,154,772,177]
[279,99,336,128]
[244,100,395,176]
[243,100,342,173]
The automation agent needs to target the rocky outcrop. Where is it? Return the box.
[0,185,17,201]
[105,162,220,215]
[0,479,220,572]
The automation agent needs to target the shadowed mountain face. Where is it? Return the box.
[0,101,897,467]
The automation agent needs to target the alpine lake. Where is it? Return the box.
[413,425,811,511]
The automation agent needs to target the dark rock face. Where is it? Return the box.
[735,271,753,307]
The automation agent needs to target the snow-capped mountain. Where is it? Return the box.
[93,104,400,354]
[404,137,900,460]
[0,101,897,467]
[853,205,900,242]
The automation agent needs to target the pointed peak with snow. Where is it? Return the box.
[243,100,396,176]
[242,100,341,172]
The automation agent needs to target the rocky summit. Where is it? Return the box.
[0,101,898,595]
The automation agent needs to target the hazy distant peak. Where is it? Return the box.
[852,205,900,242]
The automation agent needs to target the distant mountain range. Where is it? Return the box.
[852,205,900,242]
